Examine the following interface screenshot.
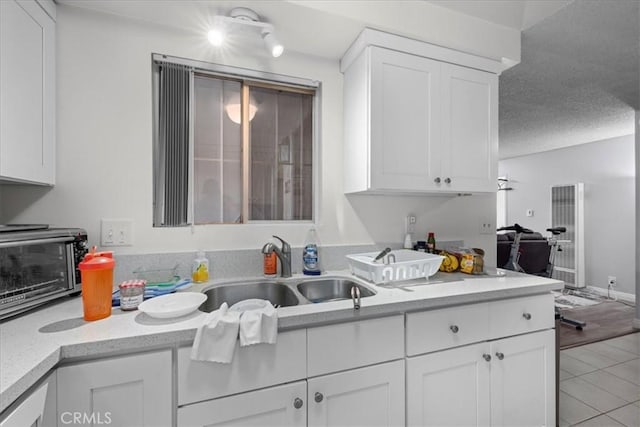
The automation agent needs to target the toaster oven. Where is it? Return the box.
[0,225,88,320]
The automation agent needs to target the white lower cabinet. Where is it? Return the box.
[0,371,55,427]
[308,360,405,427]
[178,360,405,427]
[56,350,172,427]
[407,329,555,427]
[490,329,555,427]
[177,381,307,427]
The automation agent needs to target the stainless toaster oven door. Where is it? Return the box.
[0,237,77,318]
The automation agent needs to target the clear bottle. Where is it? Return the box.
[303,228,321,275]
[191,251,210,283]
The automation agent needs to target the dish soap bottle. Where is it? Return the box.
[303,228,321,276]
[191,251,210,283]
[262,239,278,278]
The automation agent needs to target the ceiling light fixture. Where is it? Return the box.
[208,7,284,58]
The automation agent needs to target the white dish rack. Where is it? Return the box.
[346,249,444,284]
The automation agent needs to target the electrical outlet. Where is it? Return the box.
[101,219,133,247]
[607,276,616,287]
[406,214,416,233]
[479,220,493,235]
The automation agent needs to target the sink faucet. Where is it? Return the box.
[262,235,292,278]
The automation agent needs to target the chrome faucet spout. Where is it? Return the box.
[263,235,292,278]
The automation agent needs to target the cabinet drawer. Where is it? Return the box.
[406,303,489,356]
[488,294,554,339]
[178,381,307,427]
[307,315,404,377]
[178,329,307,406]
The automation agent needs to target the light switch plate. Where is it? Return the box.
[101,219,133,246]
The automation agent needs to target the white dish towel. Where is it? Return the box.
[239,301,278,346]
[190,303,241,364]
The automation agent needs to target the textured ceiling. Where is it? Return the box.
[499,0,639,159]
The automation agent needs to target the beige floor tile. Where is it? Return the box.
[560,368,576,381]
[564,346,623,369]
[572,414,624,427]
[560,377,628,413]
[582,341,639,363]
[604,333,640,356]
[580,370,640,403]
[559,417,571,427]
[558,391,600,425]
[607,403,640,427]
[561,353,600,376]
[605,359,640,386]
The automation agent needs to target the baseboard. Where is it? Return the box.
[587,286,636,304]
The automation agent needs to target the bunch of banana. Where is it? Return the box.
[439,250,459,272]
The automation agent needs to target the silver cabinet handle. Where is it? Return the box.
[523,312,532,320]
[294,398,303,409]
[450,325,459,333]
[434,177,441,184]
[444,177,451,184]
[315,392,324,403]
[483,354,492,362]
[496,352,505,360]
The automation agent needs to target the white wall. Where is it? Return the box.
[499,134,636,295]
[1,4,497,266]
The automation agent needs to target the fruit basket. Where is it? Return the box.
[346,249,444,284]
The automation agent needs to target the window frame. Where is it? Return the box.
[152,53,321,226]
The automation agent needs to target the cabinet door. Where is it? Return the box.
[490,329,555,427]
[440,63,497,192]
[0,381,49,427]
[57,350,172,427]
[177,381,306,427]
[369,47,442,191]
[0,0,55,185]
[406,343,491,427]
[308,359,404,427]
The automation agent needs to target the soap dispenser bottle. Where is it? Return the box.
[303,228,321,276]
[192,251,210,283]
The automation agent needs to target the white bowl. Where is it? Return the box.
[138,292,207,319]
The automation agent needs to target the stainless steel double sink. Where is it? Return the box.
[199,277,376,312]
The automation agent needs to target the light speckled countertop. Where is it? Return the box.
[0,269,562,412]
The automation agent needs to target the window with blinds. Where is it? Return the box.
[152,56,317,226]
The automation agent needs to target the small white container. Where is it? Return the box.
[346,249,444,284]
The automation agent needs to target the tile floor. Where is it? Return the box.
[559,332,640,426]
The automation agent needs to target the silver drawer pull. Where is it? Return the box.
[496,352,505,360]
[315,392,324,403]
[522,312,532,320]
[294,398,303,409]
[450,325,459,333]
[483,354,492,362]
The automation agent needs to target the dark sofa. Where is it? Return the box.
[496,232,551,274]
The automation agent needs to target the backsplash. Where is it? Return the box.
[112,241,464,286]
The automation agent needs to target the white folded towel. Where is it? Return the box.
[191,303,241,364]
[239,301,278,346]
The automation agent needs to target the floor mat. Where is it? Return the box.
[558,299,637,349]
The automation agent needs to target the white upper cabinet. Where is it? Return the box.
[0,0,56,185]
[342,29,499,194]
[440,63,498,192]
